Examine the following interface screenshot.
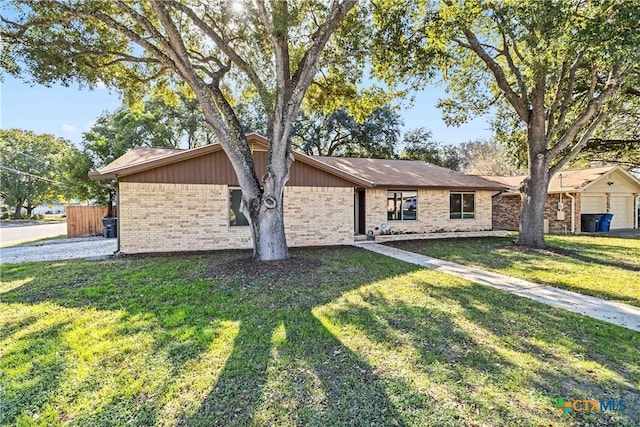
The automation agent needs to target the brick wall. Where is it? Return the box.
[492,194,521,231]
[364,189,493,234]
[492,192,581,233]
[119,182,353,254]
[283,186,354,247]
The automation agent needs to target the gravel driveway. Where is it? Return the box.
[1,237,117,264]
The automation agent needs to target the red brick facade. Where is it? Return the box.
[492,192,581,234]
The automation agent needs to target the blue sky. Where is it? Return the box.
[1,74,493,148]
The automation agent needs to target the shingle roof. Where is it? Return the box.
[315,156,506,189]
[481,166,621,193]
[98,146,183,175]
[90,135,506,190]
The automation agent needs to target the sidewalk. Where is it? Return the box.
[355,242,640,332]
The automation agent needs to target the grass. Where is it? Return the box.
[387,234,640,307]
[1,247,639,426]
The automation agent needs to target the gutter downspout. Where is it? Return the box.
[114,186,120,254]
[635,195,640,229]
[565,193,575,234]
[96,179,120,254]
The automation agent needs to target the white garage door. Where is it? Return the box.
[610,195,633,229]
[581,194,606,213]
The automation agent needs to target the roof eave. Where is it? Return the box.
[89,171,116,180]
[89,144,225,180]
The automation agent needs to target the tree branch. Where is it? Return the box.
[547,53,583,139]
[550,112,607,175]
[547,64,622,160]
[500,33,528,105]
[460,28,529,122]
[284,0,358,140]
[167,1,271,107]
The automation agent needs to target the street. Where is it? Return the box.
[0,222,68,247]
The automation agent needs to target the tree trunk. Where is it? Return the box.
[249,192,289,261]
[12,199,23,219]
[106,190,114,218]
[517,95,550,248]
[25,205,34,217]
[517,155,550,248]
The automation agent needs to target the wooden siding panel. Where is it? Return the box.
[121,149,354,187]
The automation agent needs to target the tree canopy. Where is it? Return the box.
[0,129,75,218]
[458,139,521,176]
[399,128,461,170]
[292,105,401,158]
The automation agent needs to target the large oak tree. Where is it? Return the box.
[1,0,360,260]
[375,0,640,247]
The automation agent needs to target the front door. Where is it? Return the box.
[354,189,366,234]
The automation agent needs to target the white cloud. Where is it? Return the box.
[83,120,96,131]
[61,123,77,134]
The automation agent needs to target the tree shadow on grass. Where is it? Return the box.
[0,247,415,426]
[317,268,640,426]
[387,239,640,306]
[0,321,70,425]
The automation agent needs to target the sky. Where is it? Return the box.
[1,74,493,149]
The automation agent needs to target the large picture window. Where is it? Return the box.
[387,191,417,221]
[229,188,250,226]
[450,192,475,219]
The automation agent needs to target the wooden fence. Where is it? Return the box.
[66,206,116,238]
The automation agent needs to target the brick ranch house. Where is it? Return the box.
[89,134,506,254]
[484,166,640,233]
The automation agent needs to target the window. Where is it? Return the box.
[229,189,250,226]
[450,192,475,219]
[387,191,417,221]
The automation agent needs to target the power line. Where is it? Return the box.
[12,150,49,165]
[0,165,61,185]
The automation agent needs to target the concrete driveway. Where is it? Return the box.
[1,237,117,264]
[0,222,68,247]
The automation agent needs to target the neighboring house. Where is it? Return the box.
[89,134,506,254]
[484,166,640,233]
[32,201,67,215]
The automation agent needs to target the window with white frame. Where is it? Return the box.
[387,191,417,221]
[229,188,250,226]
[450,192,475,219]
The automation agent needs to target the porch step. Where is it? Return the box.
[353,234,371,242]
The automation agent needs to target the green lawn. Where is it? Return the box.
[1,247,638,426]
[388,234,640,307]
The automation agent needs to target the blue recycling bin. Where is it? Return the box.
[597,213,613,232]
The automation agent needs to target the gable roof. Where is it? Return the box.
[316,156,505,190]
[89,134,372,187]
[482,165,640,193]
[90,134,506,190]
[97,146,183,176]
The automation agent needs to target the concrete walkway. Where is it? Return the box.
[355,242,640,332]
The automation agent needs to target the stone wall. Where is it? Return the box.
[118,182,354,253]
[364,189,493,234]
